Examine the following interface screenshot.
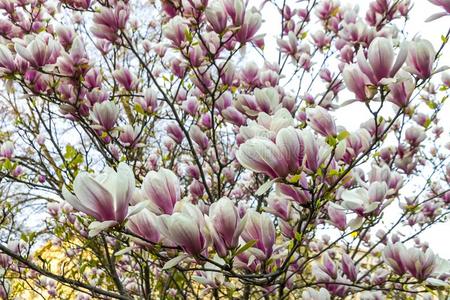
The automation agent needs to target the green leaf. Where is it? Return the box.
[134,103,145,114]
[337,130,349,141]
[325,136,337,147]
[294,231,302,242]
[235,240,257,256]
[426,100,437,109]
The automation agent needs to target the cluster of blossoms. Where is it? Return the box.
[0,0,449,299]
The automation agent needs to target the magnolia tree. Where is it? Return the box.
[0,0,450,299]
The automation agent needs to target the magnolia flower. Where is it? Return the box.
[302,130,331,173]
[63,162,135,223]
[311,30,331,49]
[207,197,246,257]
[224,0,245,25]
[142,168,180,215]
[442,72,450,86]
[236,87,280,117]
[163,16,189,48]
[205,2,227,33]
[158,202,209,255]
[356,37,407,85]
[15,35,58,68]
[266,193,292,221]
[57,36,89,76]
[240,61,259,84]
[403,247,437,281]
[342,129,371,163]
[91,101,120,131]
[278,31,298,56]
[119,125,141,147]
[0,141,14,159]
[222,107,246,126]
[405,126,426,146]
[240,210,275,259]
[340,185,387,228]
[181,97,199,116]
[113,68,138,91]
[166,122,185,144]
[327,203,347,230]
[84,68,103,90]
[277,181,311,205]
[318,252,338,279]
[341,253,358,282]
[306,106,337,137]
[91,4,129,42]
[136,88,159,113]
[236,137,288,178]
[239,108,294,141]
[55,25,75,49]
[382,242,408,275]
[342,64,374,101]
[387,70,415,107]
[189,125,209,151]
[236,127,304,178]
[0,45,16,73]
[341,184,387,215]
[235,8,262,43]
[405,39,436,79]
[192,257,228,288]
[126,209,160,244]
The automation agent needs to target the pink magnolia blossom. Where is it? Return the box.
[383,242,408,275]
[306,106,337,137]
[207,197,246,257]
[241,210,276,259]
[236,87,280,117]
[327,203,347,230]
[0,45,16,74]
[136,88,159,113]
[166,122,185,144]
[189,125,209,151]
[142,168,180,215]
[158,203,209,255]
[356,37,407,85]
[90,101,120,131]
[91,4,129,42]
[119,125,141,147]
[405,39,436,79]
[403,247,438,281]
[0,141,13,159]
[236,126,304,178]
[342,65,374,101]
[387,70,415,107]
[163,16,189,48]
[113,68,138,91]
[62,162,135,223]
[205,2,228,33]
[15,34,58,68]
[126,209,160,244]
[235,9,262,44]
